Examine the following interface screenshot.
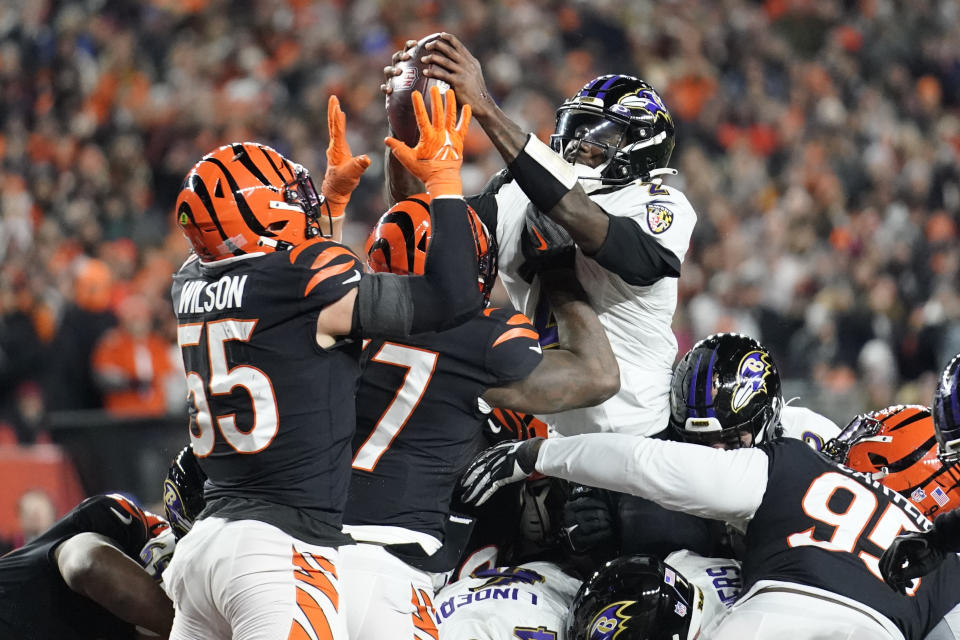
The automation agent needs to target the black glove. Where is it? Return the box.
[519,203,575,282]
[879,530,947,594]
[561,484,616,554]
[458,438,544,506]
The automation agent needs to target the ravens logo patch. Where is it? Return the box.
[646,204,674,234]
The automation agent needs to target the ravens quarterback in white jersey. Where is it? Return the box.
[385,33,697,437]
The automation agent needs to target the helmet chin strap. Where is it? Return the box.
[572,161,608,193]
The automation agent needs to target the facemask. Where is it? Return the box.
[573,161,607,193]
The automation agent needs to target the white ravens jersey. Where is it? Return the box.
[777,405,841,453]
[433,561,581,640]
[665,549,742,632]
[493,178,697,437]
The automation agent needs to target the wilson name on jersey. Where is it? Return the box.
[171,240,363,516]
[745,438,960,639]
[346,306,542,540]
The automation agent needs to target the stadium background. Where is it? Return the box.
[1,0,958,547]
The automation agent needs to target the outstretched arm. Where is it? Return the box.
[318,87,482,340]
[459,434,767,531]
[56,532,174,637]
[533,435,767,528]
[482,268,619,413]
[421,33,610,254]
[320,95,371,242]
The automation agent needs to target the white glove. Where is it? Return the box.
[458,438,543,506]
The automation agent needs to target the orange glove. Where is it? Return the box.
[321,95,371,219]
[385,85,471,197]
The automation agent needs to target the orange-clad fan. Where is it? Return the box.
[91,293,175,416]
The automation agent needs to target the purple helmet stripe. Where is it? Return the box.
[951,359,960,425]
[688,353,702,418]
[594,75,621,100]
[705,349,717,418]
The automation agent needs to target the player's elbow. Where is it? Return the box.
[57,535,110,597]
[580,363,620,406]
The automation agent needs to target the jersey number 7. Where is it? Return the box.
[352,343,439,472]
[177,320,279,456]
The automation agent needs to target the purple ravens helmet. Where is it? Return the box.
[163,445,206,540]
[934,353,960,464]
[566,555,703,640]
[670,333,783,448]
[550,74,675,184]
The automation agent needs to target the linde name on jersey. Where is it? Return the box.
[434,587,541,624]
[177,275,248,315]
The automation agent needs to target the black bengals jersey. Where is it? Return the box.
[345,306,543,541]
[0,494,152,639]
[171,239,363,537]
[744,437,960,639]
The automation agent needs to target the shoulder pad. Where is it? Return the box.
[482,307,539,349]
[481,168,515,194]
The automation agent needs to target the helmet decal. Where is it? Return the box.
[162,478,191,536]
[731,350,773,413]
[587,601,634,640]
[617,89,672,125]
[468,566,544,591]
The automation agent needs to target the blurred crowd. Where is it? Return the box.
[1,0,959,441]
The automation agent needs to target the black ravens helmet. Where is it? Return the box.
[934,353,960,464]
[566,555,703,640]
[163,445,207,540]
[670,333,783,448]
[550,74,675,185]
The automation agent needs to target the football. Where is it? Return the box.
[386,32,450,146]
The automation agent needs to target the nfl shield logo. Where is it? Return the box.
[912,487,927,503]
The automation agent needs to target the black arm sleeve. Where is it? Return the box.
[591,212,681,286]
[930,508,960,553]
[465,168,511,237]
[355,197,481,337]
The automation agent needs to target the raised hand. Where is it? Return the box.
[385,85,471,197]
[420,33,495,120]
[321,95,371,222]
[380,39,418,98]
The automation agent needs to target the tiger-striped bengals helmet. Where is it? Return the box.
[365,194,498,306]
[176,142,326,261]
[826,404,960,518]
